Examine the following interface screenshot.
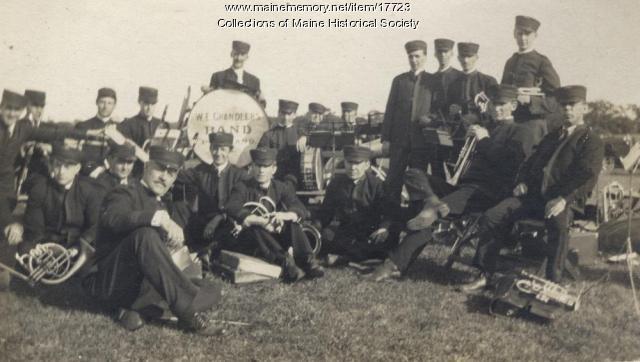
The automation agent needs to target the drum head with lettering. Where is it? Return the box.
[187,90,269,167]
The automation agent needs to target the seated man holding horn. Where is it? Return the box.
[225,147,324,282]
[87,146,224,335]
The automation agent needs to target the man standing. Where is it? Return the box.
[462,86,603,290]
[95,144,137,191]
[118,87,165,148]
[205,40,263,106]
[431,38,464,115]
[381,40,435,204]
[225,148,324,282]
[258,99,306,187]
[294,102,328,135]
[16,89,51,192]
[76,87,118,176]
[89,146,224,334]
[316,146,399,262]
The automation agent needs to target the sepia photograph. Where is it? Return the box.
[1,0,639,360]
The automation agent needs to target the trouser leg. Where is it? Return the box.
[545,208,572,282]
[0,195,17,271]
[386,146,410,205]
[388,229,433,273]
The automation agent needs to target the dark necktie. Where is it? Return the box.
[217,168,226,209]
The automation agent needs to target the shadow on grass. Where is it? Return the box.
[404,257,475,285]
[10,276,105,314]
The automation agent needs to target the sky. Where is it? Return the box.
[1,0,639,122]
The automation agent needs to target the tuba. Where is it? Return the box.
[0,241,92,286]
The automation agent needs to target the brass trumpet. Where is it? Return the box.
[445,135,477,186]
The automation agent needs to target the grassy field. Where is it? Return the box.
[1,242,640,361]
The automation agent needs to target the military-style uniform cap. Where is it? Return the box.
[97,87,117,101]
[308,102,327,114]
[405,40,427,53]
[209,132,234,147]
[148,145,184,168]
[457,42,479,56]
[109,144,136,162]
[51,143,84,164]
[138,86,158,105]
[24,89,46,107]
[555,85,587,104]
[1,89,26,109]
[515,15,541,32]
[232,40,251,54]
[341,102,358,112]
[434,38,455,51]
[278,99,299,114]
[487,84,518,104]
[403,168,431,200]
[343,145,372,163]
[250,147,277,166]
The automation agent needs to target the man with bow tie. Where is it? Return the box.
[461,85,604,290]
[76,87,119,176]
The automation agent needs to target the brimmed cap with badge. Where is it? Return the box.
[434,38,455,52]
[148,145,184,169]
[1,89,26,109]
[278,99,299,114]
[343,145,372,163]
[109,144,136,162]
[138,86,158,105]
[515,15,541,32]
[97,87,117,102]
[487,84,518,104]
[24,89,46,107]
[250,147,277,166]
[232,40,251,54]
[405,40,427,53]
[51,143,84,164]
[341,102,358,112]
[457,42,479,57]
[555,85,587,104]
[308,102,327,114]
[209,132,234,148]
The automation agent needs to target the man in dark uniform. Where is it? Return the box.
[205,40,264,106]
[381,40,436,204]
[178,132,250,257]
[15,89,51,193]
[258,99,306,187]
[13,144,105,257]
[294,102,328,136]
[462,85,604,289]
[95,143,137,191]
[501,16,560,95]
[88,146,223,334]
[118,86,166,148]
[431,38,464,115]
[75,87,119,176]
[1,90,104,273]
[407,85,542,230]
[225,147,324,282]
[315,146,399,262]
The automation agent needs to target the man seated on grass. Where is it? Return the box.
[315,145,400,263]
[94,143,137,191]
[225,147,324,282]
[88,146,224,335]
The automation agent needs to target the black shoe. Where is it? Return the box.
[282,256,306,283]
[299,257,325,279]
[116,308,145,331]
[458,274,488,293]
[178,312,226,336]
[367,259,401,282]
[407,208,439,231]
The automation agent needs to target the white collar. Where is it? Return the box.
[437,65,451,73]
[258,181,271,191]
[412,69,425,77]
[28,113,40,127]
[517,48,535,55]
[566,125,578,136]
[57,179,74,191]
[214,162,229,175]
[6,122,16,136]
[233,67,244,78]
[463,68,477,75]
[96,114,112,123]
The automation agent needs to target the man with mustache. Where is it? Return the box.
[89,146,224,335]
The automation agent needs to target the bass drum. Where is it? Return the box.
[300,147,324,191]
[187,89,269,167]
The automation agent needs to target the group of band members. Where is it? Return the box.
[0,14,605,332]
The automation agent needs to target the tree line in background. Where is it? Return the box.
[586,100,640,135]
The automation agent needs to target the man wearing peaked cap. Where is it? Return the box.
[76,87,119,176]
[224,146,325,283]
[501,15,560,96]
[91,143,227,335]
[315,145,402,263]
[24,90,46,125]
[382,39,439,205]
[432,38,464,115]
[176,131,250,262]
[447,42,497,118]
[205,40,263,106]
[258,99,305,189]
[17,89,51,192]
[294,102,327,135]
[96,144,137,191]
[462,84,604,290]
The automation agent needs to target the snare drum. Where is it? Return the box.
[300,147,324,191]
